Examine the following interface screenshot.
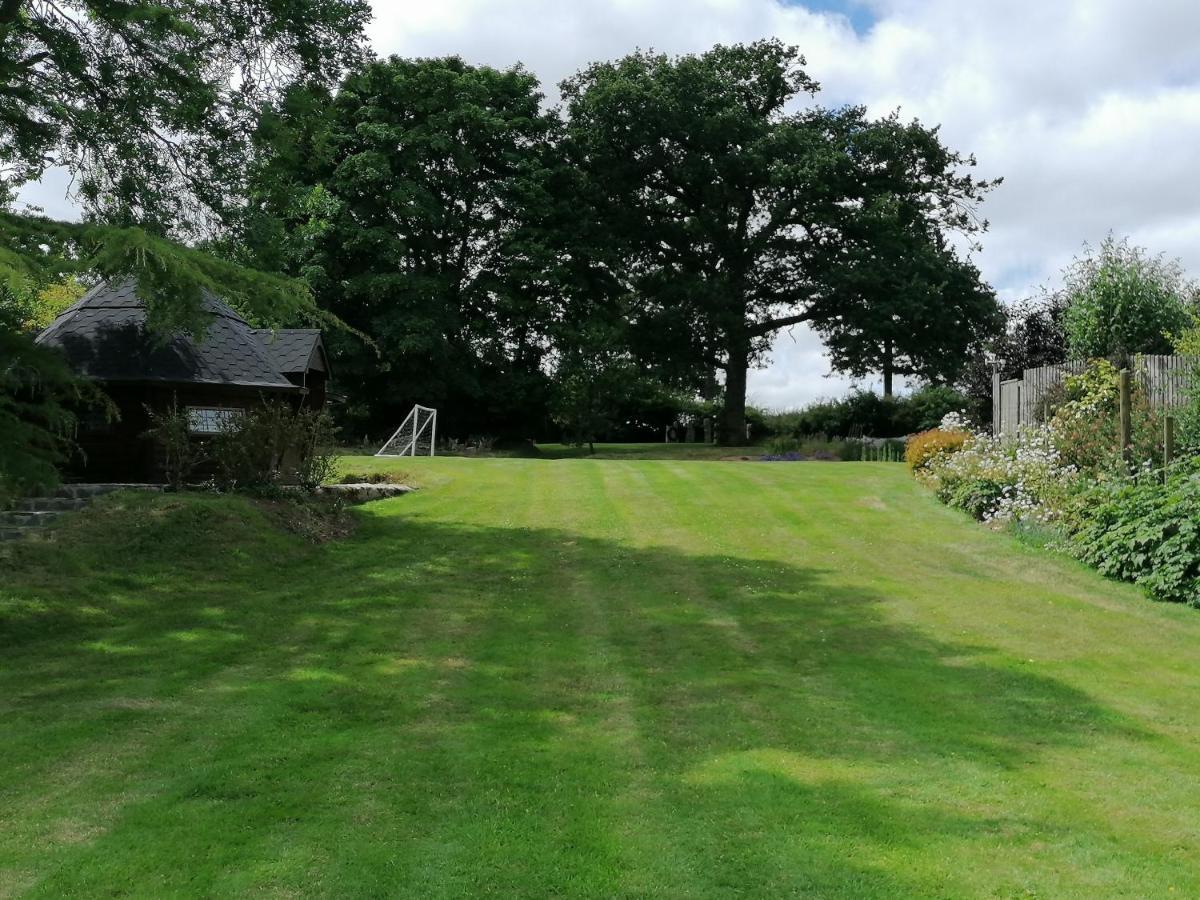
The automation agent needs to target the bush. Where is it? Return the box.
[1060,462,1200,606]
[903,385,974,433]
[918,426,1079,523]
[783,385,972,439]
[211,403,337,492]
[905,428,970,472]
[1049,359,1163,473]
[766,435,801,455]
[944,476,1010,520]
[1062,236,1192,362]
[143,397,205,490]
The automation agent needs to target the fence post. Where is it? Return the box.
[1165,415,1176,479]
[1118,368,1132,466]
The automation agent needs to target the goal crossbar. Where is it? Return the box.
[376,404,438,457]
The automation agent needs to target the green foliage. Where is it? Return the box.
[1168,322,1200,453]
[142,398,206,491]
[957,289,1069,425]
[1050,359,1163,473]
[209,402,337,492]
[0,286,112,501]
[4,277,85,331]
[0,0,368,229]
[814,202,1002,395]
[1062,237,1193,363]
[0,216,335,497]
[943,476,1010,521]
[918,427,1079,523]
[0,212,326,337]
[904,385,975,432]
[550,331,661,451]
[561,40,995,442]
[1060,461,1200,606]
[784,385,972,439]
[142,400,336,493]
[0,1,363,498]
[240,57,563,439]
[766,435,802,455]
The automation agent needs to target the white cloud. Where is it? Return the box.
[20,1,1200,409]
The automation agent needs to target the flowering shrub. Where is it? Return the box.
[905,427,969,472]
[938,410,973,431]
[919,426,1079,524]
[1049,359,1163,473]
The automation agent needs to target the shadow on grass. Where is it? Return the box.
[0,493,1141,896]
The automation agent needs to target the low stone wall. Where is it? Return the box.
[316,483,415,504]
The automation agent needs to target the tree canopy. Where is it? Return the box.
[0,0,368,230]
[1062,236,1194,364]
[814,201,1000,396]
[239,56,565,437]
[561,40,996,442]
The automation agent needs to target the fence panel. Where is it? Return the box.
[994,355,1197,435]
[1139,355,1194,409]
[999,380,1021,433]
[1019,362,1083,425]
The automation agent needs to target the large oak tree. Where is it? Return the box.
[561,40,996,442]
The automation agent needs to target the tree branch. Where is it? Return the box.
[749,311,812,337]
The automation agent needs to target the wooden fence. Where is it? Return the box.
[993,355,1197,435]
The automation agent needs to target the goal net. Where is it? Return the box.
[376,404,438,457]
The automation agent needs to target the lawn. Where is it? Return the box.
[340,441,768,462]
[3,458,1200,897]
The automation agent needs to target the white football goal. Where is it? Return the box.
[376,404,438,457]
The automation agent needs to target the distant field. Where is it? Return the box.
[340,441,769,462]
[519,441,763,460]
[4,458,1200,896]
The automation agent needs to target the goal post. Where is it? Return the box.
[376,404,438,457]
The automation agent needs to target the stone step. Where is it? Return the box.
[54,483,160,499]
[11,496,89,512]
[0,527,25,542]
[0,509,61,528]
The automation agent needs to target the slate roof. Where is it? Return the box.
[252,328,326,374]
[36,279,301,390]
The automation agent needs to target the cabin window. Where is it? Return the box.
[187,406,241,435]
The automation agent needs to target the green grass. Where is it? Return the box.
[343,442,773,462]
[4,458,1200,896]
[531,442,758,459]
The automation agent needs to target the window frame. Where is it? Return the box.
[186,406,242,435]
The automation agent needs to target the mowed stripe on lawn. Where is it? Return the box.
[3,458,1200,897]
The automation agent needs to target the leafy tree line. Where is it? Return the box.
[232,43,1003,445]
[2,6,1004,498]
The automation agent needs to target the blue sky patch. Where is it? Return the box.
[785,0,875,33]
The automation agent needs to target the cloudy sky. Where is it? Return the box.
[20,1,1200,408]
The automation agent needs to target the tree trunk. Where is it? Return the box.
[882,338,895,398]
[719,340,749,445]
